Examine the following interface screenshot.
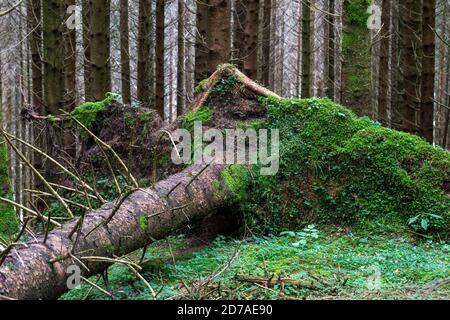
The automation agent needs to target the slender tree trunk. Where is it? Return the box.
[328,0,335,100]
[89,0,111,101]
[28,0,43,114]
[82,0,92,101]
[419,0,435,143]
[43,0,65,115]
[195,0,231,84]
[301,0,311,98]
[120,0,131,105]
[155,0,165,118]
[378,0,391,126]
[64,0,77,111]
[400,0,422,135]
[333,0,343,103]
[177,0,186,116]
[137,0,152,108]
[261,0,272,87]
[242,0,259,80]
[390,0,402,130]
[312,0,327,97]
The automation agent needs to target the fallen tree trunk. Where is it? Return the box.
[0,163,232,299]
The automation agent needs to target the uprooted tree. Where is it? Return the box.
[0,67,449,299]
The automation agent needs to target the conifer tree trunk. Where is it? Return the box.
[312,0,327,97]
[43,0,65,115]
[89,0,111,101]
[64,0,77,111]
[82,0,92,101]
[378,0,391,126]
[195,0,231,84]
[301,0,311,98]
[155,0,165,117]
[120,0,131,105]
[177,0,186,116]
[400,0,422,134]
[242,0,259,80]
[419,0,435,143]
[261,0,272,87]
[137,0,152,108]
[333,0,343,103]
[27,0,43,114]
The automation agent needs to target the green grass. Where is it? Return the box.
[61,230,450,300]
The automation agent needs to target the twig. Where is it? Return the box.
[0,197,61,227]
[1,130,74,218]
[80,276,115,299]
[84,188,138,238]
[0,218,29,267]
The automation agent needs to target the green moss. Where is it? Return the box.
[70,93,118,131]
[139,215,149,233]
[181,106,213,131]
[194,79,208,94]
[0,141,17,238]
[236,98,449,237]
[344,0,371,27]
[222,165,251,202]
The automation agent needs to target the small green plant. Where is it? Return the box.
[280,224,319,247]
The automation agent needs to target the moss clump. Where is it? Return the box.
[139,215,149,233]
[194,79,208,94]
[222,165,251,202]
[239,98,449,237]
[0,141,17,238]
[70,93,118,131]
[181,106,213,131]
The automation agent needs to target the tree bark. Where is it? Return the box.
[400,0,422,135]
[137,0,153,108]
[155,0,165,118]
[43,0,65,115]
[0,164,232,300]
[261,0,272,87]
[312,0,327,98]
[82,0,92,101]
[89,0,111,101]
[195,0,231,84]
[120,0,132,105]
[27,0,43,114]
[64,0,77,111]
[378,0,391,126]
[177,0,186,116]
[301,0,311,98]
[419,0,435,143]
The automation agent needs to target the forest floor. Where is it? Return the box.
[61,226,450,300]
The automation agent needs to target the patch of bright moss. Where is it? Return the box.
[139,215,149,233]
[181,106,213,131]
[222,165,251,202]
[0,141,17,238]
[70,93,118,131]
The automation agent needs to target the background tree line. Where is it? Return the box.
[0,0,449,223]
